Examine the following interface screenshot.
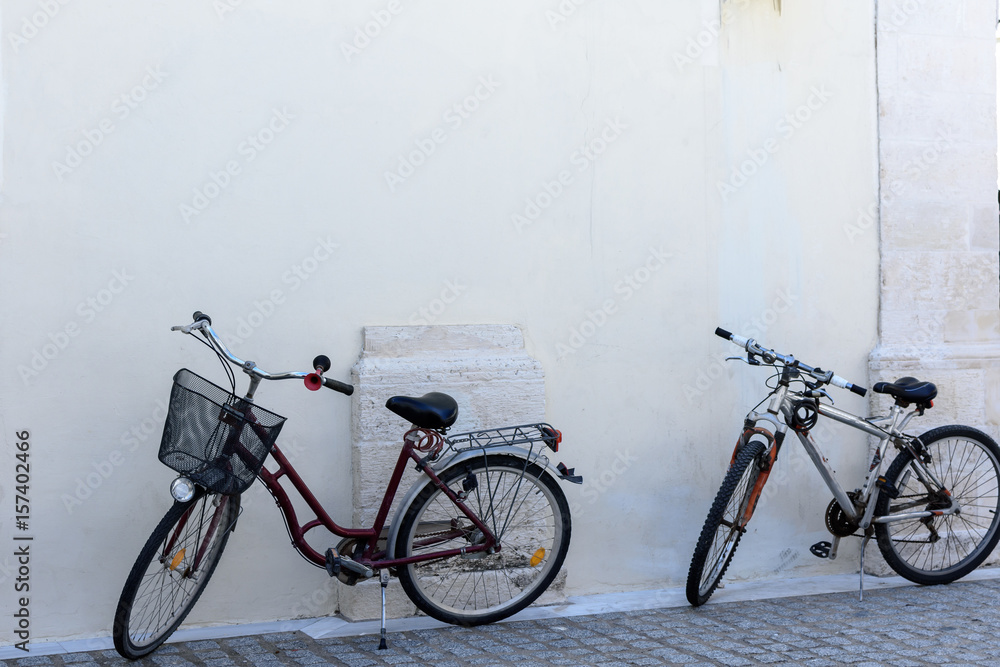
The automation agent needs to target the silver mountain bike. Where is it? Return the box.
[687,327,1000,605]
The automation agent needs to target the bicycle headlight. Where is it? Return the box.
[170,476,196,503]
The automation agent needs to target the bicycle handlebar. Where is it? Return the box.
[715,327,867,397]
[172,311,355,396]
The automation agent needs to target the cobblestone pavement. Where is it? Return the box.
[7,579,1000,666]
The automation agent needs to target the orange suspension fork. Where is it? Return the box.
[730,427,779,528]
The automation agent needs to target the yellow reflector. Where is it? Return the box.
[530,548,546,567]
[169,548,186,571]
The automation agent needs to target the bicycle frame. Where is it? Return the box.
[184,367,503,573]
[741,381,957,531]
[255,433,499,570]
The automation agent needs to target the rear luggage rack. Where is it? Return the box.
[445,423,561,453]
[442,423,581,485]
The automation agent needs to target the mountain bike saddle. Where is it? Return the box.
[385,392,459,430]
[872,377,937,407]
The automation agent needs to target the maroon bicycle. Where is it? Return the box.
[112,312,581,659]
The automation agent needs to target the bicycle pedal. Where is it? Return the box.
[876,476,900,499]
[325,548,341,577]
[327,550,375,579]
[809,541,832,558]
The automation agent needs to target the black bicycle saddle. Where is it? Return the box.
[385,392,458,430]
[872,376,937,406]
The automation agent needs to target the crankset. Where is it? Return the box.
[825,491,862,538]
[331,528,389,585]
[810,492,864,562]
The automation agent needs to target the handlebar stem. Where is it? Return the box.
[244,374,263,401]
[767,383,789,415]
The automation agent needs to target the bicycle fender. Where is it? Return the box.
[384,445,563,561]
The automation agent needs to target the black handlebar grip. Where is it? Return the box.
[192,311,212,325]
[312,355,332,372]
[715,327,732,340]
[850,384,868,398]
[323,377,354,396]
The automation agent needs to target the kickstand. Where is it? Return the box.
[378,569,389,650]
[858,532,872,602]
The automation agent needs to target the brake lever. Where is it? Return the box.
[804,387,834,403]
[726,355,761,366]
[170,320,208,335]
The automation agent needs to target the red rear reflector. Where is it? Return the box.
[541,427,561,452]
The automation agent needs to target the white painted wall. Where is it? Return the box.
[0,0,879,642]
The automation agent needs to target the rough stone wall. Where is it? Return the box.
[871,0,1000,440]
[865,0,1000,575]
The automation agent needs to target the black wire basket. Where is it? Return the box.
[158,369,286,495]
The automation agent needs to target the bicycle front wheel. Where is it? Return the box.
[875,425,1000,584]
[113,491,240,659]
[686,440,767,606]
[394,454,571,626]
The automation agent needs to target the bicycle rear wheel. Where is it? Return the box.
[113,491,240,659]
[874,425,1000,584]
[394,454,571,626]
[686,440,767,606]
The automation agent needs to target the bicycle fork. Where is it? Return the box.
[732,421,784,529]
